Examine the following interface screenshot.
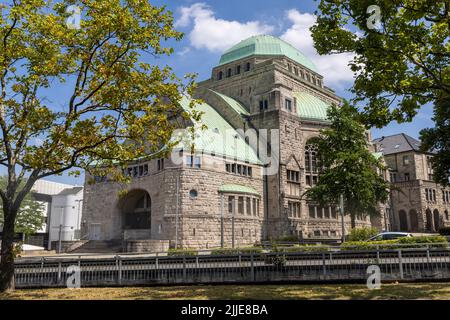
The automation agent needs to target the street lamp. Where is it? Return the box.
[339,194,345,243]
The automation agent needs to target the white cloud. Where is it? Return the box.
[280,9,355,87]
[175,3,274,52]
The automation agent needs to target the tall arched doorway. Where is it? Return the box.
[399,210,408,231]
[409,209,419,232]
[433,209,440,232]
[120,190,152,230]
[425,209,433,232]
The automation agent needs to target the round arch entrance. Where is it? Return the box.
[119,189,152,230]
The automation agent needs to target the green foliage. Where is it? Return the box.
[420,92,450,187]
[210,247,263,255]
[274,235,299,242]
[438,227,450,236]
[167,249,198,256]
[274,244,329,253]
[0,177,45,236]
[304,102,390,227]
[311,0,450,127]
[347,227,379,241]
[341,236,448,250]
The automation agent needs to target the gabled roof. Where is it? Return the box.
[293,91,330,122]
[219,35,318,73]
[373,133,423,155]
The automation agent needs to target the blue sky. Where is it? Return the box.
[31,0,436,185]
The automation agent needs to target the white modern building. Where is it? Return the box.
[24,180,84,249]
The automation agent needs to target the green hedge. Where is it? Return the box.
[273,244,329,253]
[167,248,198,256]
[341,236,448,251]
[210,247,263,255]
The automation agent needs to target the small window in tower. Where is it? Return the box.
[217,71,223,80]
[236,65,241,74]
[245,62,251,72]
[264,100,268,110]
[227,68,232,77]
[259,100,264,111]
[285,99,292,111]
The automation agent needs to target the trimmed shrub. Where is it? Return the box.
[167,248,198,256]
[210,247,263,255]
[341,235,448,251]
[347,227,379,241]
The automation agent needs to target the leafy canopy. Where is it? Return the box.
[304,102,390,227]
[311,0,450,127]
[420,92,450,186]
[0,0,198,209]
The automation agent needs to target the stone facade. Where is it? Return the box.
[82,36,391,250]
[380,148,450,232]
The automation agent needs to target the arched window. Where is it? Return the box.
[217,71,223,80]
[121,190,151,230]
[305,142,319,186]
[227,68,232,77]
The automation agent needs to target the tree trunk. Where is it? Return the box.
[0,205,18,292]
[350,213,356,229]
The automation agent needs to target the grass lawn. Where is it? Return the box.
[1,282,450,300]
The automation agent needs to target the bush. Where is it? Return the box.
[167,248,198,256]
[210,247,263,255]
[439,227,450,236]
[274,244,329,253]
[274,235,299,242]
[341,235,448,251]
[347,227,379,241]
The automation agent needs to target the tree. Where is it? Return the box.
[0,0,197,292]
[420,92,450,186]
[0,177,45,237]
[304,102,390,228]
[311,0,450,127]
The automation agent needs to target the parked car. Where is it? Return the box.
[368,232,413,241]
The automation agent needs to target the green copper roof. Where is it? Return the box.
[210,90,249,116]
[219,35,318,73]
[218,184,260,196]
[293,91,330,122]
[372,152,383,160]
[175,96,260,164]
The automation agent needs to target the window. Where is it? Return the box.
[445,210,449,221]
[238,197,244,214]
[294,67,298,76]
[253,198,257,216]
[403,155,410,165]
[227,68,232,77]
[390,172,397,182]
[264,100,268,110]
[189,189,198,199]
[245,62,251,72]
[287,170,300,182]
[287,170,300,196]
[217,71,223,80]
[246,197,251,215]
[259,100,264,111]
[288,201,301,217]
[186,156,201,168]
[404,173,410,181]
[125,164,149,179]
[225,163,252,177]
[285,99,292,111]
[313,230,321,237]
[228,196,235,214]
[157,159,164,171]
[305,142,319,186]
[309,205,316,218]
[236,65,241,74]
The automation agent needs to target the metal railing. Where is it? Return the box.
[13,246,450,288]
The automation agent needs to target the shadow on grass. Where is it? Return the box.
[1,283,450,300]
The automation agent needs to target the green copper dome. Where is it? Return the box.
[219,35,318,73]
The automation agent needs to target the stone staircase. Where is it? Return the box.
[68,240,123,254]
